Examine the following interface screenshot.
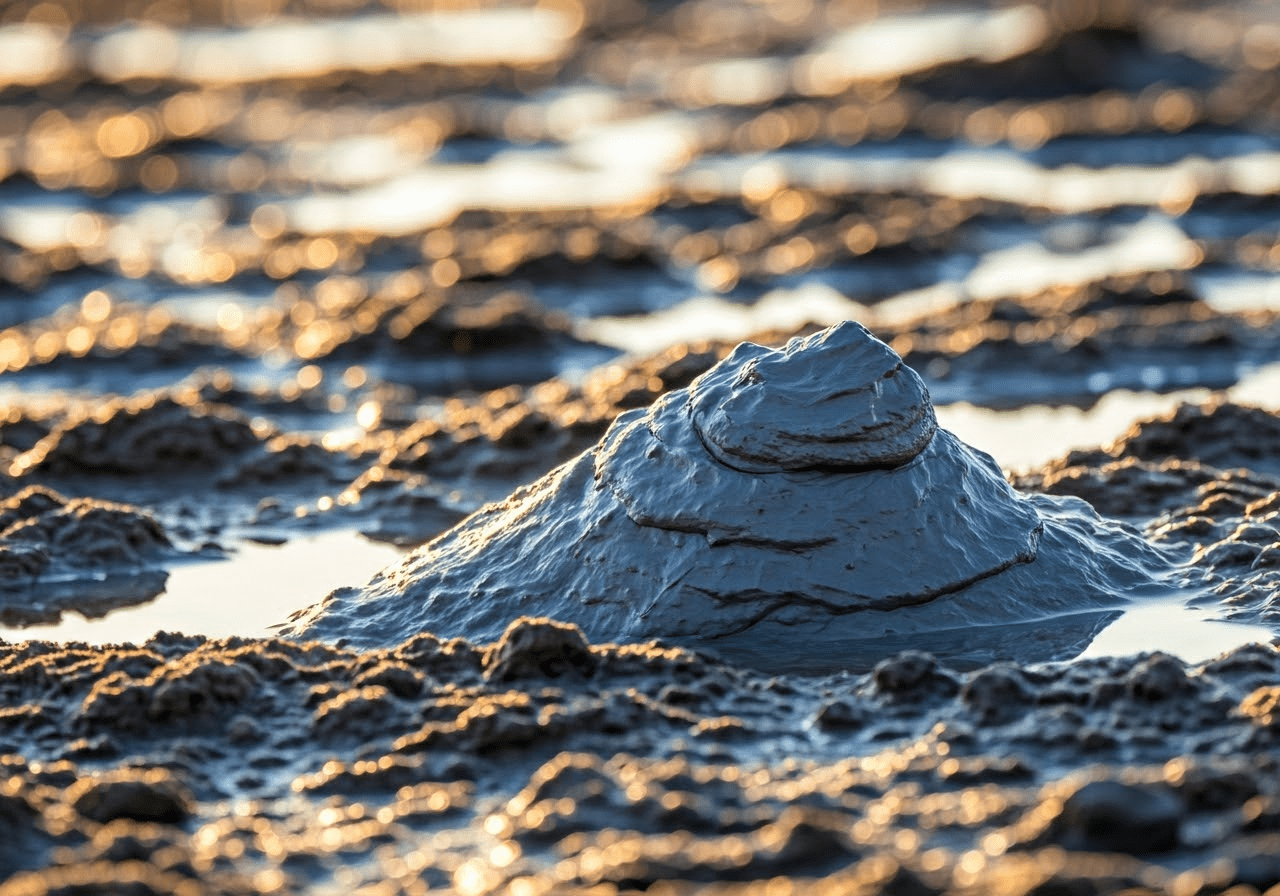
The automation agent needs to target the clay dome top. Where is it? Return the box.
[690,322,937,472]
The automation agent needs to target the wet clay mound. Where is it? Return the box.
[0,485,177,626]
[6,619,1280,892]
[340,275,1280,537]
[285,322,1179,671]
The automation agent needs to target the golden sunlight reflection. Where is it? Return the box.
[0,23,71,87]
[1081,596,1276,663]
[801,6,1050,89]
[682,150,1280,215]
[88,8,581,84]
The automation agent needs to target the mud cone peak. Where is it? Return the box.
[690,321,937,472]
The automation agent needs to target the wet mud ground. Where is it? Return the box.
[6,0,1280,892]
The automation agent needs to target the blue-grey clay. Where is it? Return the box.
[283,322,1182,671]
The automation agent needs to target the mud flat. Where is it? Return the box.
[2,338,1280,894]
[5,334,1280,896]
[7,0,1280,891]
[6,618,1280,895]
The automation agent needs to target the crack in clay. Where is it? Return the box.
[637,410,836,549]
[697,522,1046,641]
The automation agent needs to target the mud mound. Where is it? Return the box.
[10,396,267,479]
[286,323,1180,670]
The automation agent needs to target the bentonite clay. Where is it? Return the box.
[284,322,1184,671]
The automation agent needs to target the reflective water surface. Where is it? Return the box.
[1081,596,1277,663]
[2,529,402,644]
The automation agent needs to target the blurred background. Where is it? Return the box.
[3,0,1280,467]
[4,0,1280,643]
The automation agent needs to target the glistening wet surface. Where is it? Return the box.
[2,508,1274,668]
[5,362,1280,662]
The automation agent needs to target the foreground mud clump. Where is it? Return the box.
[286,323,1179,671]
[3,618,1280,893]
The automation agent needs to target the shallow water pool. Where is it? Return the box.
[2,529,402,645]
[1080,597,1276,664]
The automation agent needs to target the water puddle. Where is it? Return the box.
[581,283,867,354]
[960,215,1198,300]
[1080,597,1276,664]
[1193,269,1280,313]
[935,361,1280,472]
[936,388,1214,471]
[281,147,667,236]
[84,8,579,85]
[582,216,1200,354]
[3,529,402,645]
[681,146,1280,214]
[803,6,1048,85]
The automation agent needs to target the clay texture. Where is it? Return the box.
[284,323,1178,670]
[10,620,1280,895]
[689,325,937,471]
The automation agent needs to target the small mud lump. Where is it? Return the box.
[483,617,597,682]
[67,769,193,825]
